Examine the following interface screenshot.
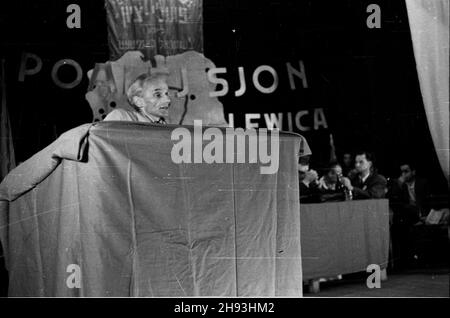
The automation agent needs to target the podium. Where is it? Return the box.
[0,122,306,297]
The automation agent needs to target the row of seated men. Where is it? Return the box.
[298,150,386,204]
[298,151,449,269]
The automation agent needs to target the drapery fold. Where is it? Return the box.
[406,0,450,184]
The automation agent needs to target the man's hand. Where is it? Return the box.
[303,169,318,185]
[347,169,358,179]
[341,177,353,191]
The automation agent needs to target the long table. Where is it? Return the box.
[300,199,390,292]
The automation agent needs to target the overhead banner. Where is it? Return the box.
[106,0,204,59]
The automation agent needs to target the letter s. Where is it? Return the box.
[208,67,229,97]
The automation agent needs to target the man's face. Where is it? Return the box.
[297,156,310,172]
[140,80,171,118]
[333,165,343,178]
[298,163,309,172]
[327,169,338,183]
[400,164,415,182]
[355,154,371,173]
[343,154,352,167]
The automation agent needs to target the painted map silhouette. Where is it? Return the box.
[85,50,227,126]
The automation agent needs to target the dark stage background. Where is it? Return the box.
[0,0,447,193]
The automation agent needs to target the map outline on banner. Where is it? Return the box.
[85,50,228,127]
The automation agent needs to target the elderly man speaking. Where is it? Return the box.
[104,73,171,124]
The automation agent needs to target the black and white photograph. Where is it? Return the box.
[0,0,448,302]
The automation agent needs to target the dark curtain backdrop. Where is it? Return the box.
[0,0,447,193]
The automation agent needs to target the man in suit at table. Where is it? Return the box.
[388,162,431,226]
[341,150,387,200]
[298,155,321,203]
[388,162,434,268]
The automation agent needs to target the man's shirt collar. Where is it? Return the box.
[140,111,166,124]
[361,172,370,183]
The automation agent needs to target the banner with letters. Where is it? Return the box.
[106,0,203,59]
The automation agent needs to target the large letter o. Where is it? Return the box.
[252,65,278,94]
[51,59,82,89]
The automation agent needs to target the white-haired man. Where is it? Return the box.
[104,73,171,123]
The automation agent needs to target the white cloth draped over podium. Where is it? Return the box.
[406,0,450,184]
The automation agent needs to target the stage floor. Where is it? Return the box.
[1,254,448,297]
[304,266,449,297]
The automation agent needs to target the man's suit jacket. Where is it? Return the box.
[388,177,430,224]
[299,179,320,203]
[350,172,387,199]
[401,177,430,217]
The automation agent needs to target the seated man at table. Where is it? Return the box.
[298,155,321,203]
[104,73,171,123]
[317,163,346,202]
[341,151,387,200]
[388,162,448,268]
[389,161,430,225]
[341,152,357,179]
